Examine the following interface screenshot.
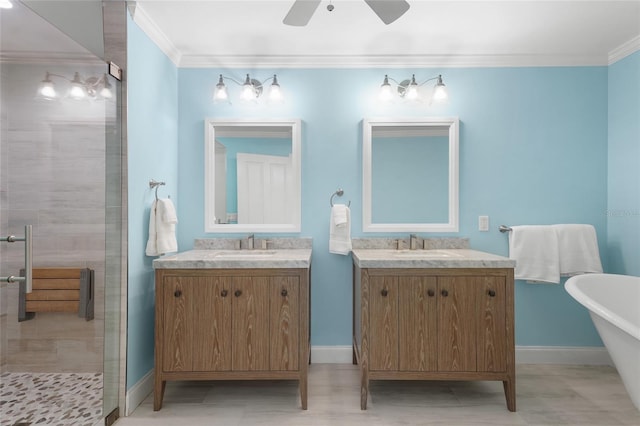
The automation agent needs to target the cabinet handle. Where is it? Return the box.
[281,288,288,297]
[380,289,388,297]
[234,289,242,297]
[488,289,496,297]
[220,289,228,297]
[427,289,435,297]
[174,289,182,298]
[441,289,449,297]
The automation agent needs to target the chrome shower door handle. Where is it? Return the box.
[1,225,33,293]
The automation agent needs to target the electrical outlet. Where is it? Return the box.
[479,215,489,232]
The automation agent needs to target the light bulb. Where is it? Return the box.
[0,0,13,9]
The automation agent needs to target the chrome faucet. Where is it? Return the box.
[245,234,254,250]
[410,234,418,250]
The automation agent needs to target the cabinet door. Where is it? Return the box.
[232,277,270,371]
[270,276,299,371]
[162,276,194,372]
[369,276,398,371]
[477,276,506,372]
[437,276,477,372]
[399,276,438,372]
[192,276,232,371]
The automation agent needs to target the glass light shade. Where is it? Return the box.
[100,74,113,99]
[268,83,283,102]
[38,78,56,100]
[432,75,448,101]
[100,86,113,99]
[214,85,228,101]
[268,74,283,103]
[69,72,86,100]
[379,75,393,101]
[406,74,419,100]
[0,0,13,9]
[69,83,86,100]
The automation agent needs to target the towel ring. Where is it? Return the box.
[149,179,166,201]
[330,188,350,207]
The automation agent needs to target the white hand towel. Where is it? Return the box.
[509,225,560,284]
[145,198,178,256]
[161,198,178,224]
[145,200,160,256]
[329,204,352,255]
[553,224,603,276]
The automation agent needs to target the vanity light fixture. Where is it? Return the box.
[37,71,113,101]
[214,73,283,104]
[379,74,448,103]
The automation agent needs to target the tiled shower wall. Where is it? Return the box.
[0,62,108,372]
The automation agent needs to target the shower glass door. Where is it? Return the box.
[0,1,123,424]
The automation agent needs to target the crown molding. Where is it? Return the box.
[0,51,102,65]
[131,3,181,67]
[177,53,610,69]
[609,35,640,65]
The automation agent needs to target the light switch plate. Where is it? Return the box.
[479,215,489,232]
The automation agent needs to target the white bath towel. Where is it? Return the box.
[146,198,178,256]
[509,225,560,283]
[553,224,603,276]
[329,204,352,255]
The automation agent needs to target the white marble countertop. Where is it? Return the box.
[153,249,312,269]
[351,249,515,269]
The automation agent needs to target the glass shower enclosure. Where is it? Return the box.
[0,1,124,424]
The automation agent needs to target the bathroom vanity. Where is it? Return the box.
[153,242,311,411]
[352,247,516,411]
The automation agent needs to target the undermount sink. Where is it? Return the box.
[392,250,462,258]
[213,250,278,258]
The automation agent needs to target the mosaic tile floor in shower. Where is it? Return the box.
[0,372,102,426]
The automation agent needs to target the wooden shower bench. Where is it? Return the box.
[18,267,94,322]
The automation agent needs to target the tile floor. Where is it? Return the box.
[117,364,640,426]
[0,372,103,426]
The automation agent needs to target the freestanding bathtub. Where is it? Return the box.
[565,273,640,411]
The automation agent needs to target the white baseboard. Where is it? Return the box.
[125,369,153,416]
[515,345,613,365]
[311,345,353,363]
[310,345,613,366]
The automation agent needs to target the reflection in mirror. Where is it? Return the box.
[363,117,459,232]
[205,119,301,233]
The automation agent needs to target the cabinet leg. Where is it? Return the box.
[153,379,166,411]
[503,378,516,412]
[299,375,308,410]
[360,371,368,410]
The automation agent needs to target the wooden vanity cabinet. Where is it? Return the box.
[354,267,515,411]
[154,268,309,410]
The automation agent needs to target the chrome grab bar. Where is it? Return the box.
[1,225,33,293]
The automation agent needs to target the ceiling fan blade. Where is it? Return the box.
[283,0,322,26]
[364,0,410,25]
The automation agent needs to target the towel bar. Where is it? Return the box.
[499,225,513,233]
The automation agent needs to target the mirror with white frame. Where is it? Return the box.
[204,119,301,233]
[363,117,459,232]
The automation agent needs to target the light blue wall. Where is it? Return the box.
[607,51,640,276]
[177,67,608,348]
[127,15,179,389]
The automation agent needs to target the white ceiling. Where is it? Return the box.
[134,0,640,68]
